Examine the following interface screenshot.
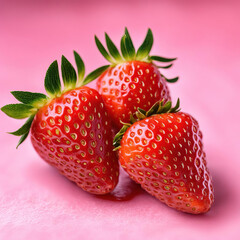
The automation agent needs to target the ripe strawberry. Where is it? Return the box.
[1,52,119,194]
[114,100,214,214]
[95,28,179,130]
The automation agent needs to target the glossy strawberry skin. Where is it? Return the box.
[119,112,214,214]
[97,61,171,130]
[31,86,119,194]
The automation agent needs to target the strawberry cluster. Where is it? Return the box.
[1,29,214,214]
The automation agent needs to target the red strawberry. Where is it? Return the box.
[114,100,214,214]
[95,28,178,130]
[1,52,119,194]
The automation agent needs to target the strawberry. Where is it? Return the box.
[95,28,179,130]
[113,100,214,214]
[1,52,119,194]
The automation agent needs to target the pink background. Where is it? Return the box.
[0,0,240,239]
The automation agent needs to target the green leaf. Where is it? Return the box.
[1,104,34,119]
[74,51,85,81]
[138,108,146,115]
[169,98,181,113]
[16,131,29,149]
[146,101,161,117]
[95,35,114,63]
[157,64,173,69]
[44,60,61,97]
[9,115,34,136]
[124,28,135,59]
[119,120,131,127]
[105,33,123,62]
[136,28,153,60]
[150,55,177,62]
[136,108,147,120]
[158,101,172,114]
[11,91,47,105]
[156,100,164,113]
[113,124,130,148]
[129,114,137,124]
[113,146,121,151]
[165,77,179,83]
[161,74,179,83]
[61,55,77,90]
[83,65,110,85]
[120,35,129,61]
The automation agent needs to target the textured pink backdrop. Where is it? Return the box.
[0,0,240,239]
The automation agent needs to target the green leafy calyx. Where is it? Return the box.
[95,28,178,83]
[61,55,77,91]
[113,99,181,149]
[1,52,106,147]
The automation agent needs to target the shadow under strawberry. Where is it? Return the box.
[95,169,144,202]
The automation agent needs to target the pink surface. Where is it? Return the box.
[0,0,240,239]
